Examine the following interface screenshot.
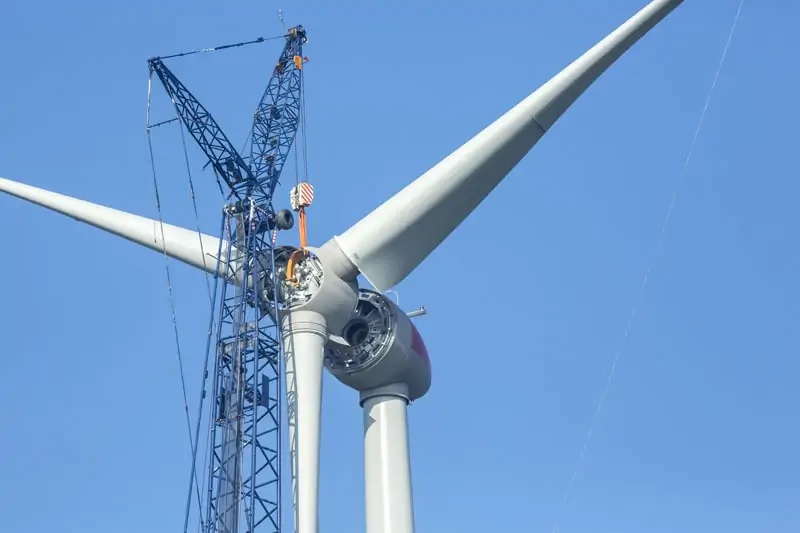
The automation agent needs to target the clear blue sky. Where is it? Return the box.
[1,1,798,532]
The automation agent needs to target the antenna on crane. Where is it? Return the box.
[278,9,286,31]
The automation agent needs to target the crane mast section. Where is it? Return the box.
[248,25,306,201]
[206,214,283,533]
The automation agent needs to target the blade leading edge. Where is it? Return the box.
[331,0,685,292]
[0,177,225,276]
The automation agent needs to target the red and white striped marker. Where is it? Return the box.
[290,182,314,211]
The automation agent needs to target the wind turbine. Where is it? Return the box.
[0,1,684,532]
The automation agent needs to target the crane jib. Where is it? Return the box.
[147,25,308,533]
[147,25,306,204]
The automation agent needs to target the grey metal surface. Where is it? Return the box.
[280,310,328,533]
[325,290,431,401]
[361,384,415,533]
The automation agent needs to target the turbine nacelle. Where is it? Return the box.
[264,245,432,402]
[326,289,431,402]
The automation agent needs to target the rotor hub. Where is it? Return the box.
[325,290,394,373]
[258,246,321,310]
[259,244,359,335]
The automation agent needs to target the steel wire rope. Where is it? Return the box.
[183,216,226,533]
[146,69,205,521]
[173,105,215,306]
[550,2,746,531]
[153,34,287,61]
[293,126,301,187]
[299,64,310,184]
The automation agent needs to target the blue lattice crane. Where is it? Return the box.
[148,25,308,533]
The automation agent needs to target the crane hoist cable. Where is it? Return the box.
[285,40,312,286]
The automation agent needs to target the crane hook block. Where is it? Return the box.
[290,182,314,211]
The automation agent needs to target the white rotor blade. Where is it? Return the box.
[281,311,327,533]
[331,0,684,292]
[0,177,224,275]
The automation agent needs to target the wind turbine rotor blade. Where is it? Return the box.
[0,177,224,275]
[331,0,684,292]
[281,310,327,533]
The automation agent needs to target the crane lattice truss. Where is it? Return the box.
[148,25,307,533]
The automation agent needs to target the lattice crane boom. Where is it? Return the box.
[147,26,309,533]
[249,25,307,198]
[148,57,254,195]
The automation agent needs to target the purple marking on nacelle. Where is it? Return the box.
[410,322,430,367]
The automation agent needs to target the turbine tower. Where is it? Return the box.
[0,1,684,532]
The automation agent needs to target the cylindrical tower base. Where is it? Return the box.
[361,383,415,533]
[282,310,328,533]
